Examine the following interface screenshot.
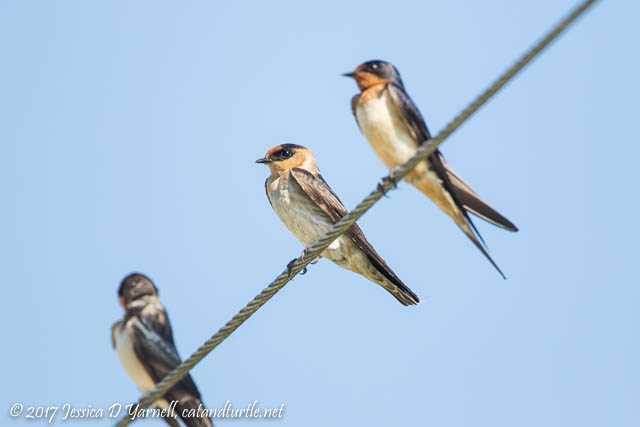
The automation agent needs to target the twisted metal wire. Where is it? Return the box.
[115,1,599,425]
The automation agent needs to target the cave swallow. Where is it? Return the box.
[256,144,419,306]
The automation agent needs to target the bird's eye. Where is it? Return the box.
[279,149,292,159]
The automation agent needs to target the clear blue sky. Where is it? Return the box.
[1,1,637,426]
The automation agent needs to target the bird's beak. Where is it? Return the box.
[119,296,126,309]
[342,72,356,78]
[255,157,273,164]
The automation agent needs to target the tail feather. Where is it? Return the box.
[365,254,420,306]
[458,218,507,279]
[412,159,508,279]
[440,156,518,232]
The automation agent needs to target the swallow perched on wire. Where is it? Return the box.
[111,273,214,427]
[343,60,517,278]
[256,144,419,306]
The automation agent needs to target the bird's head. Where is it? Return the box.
[343,60,404,91]
[256,144,317,175]
[118,273,158,309]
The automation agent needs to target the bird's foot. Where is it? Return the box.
[286,258,306,278]
[377,178,388,196]
[377,169,401,196]
[301,246,319,266]
[287,246,318,278]
[388,167,401,187]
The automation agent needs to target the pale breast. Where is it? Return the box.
[355,88,419,169]
[268,175,334,247]
[114,320,172,411]
[115,320,157,393]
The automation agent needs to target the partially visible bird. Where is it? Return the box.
[344,60,518,278]
[256,143,419,306]
[112,273,214,427]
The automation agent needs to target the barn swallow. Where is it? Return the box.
[256,144,419,306]
[344,60,518,278]
[111,273,213,427]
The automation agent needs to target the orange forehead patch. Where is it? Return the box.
[266,145,285,158]
[266,144,307,159]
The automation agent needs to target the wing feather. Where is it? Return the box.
[350,94,362,133]
[131,311,202,399]
[290,168,419,305]
[111,321,121,349]
[386,83,431,144]
[388,84,516,231]
[264,178,273,207]
[439,157,518,231]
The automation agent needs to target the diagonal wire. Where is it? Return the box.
[115,1,599,425]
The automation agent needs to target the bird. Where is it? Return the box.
[256,143,420,306]
[111,273,214,427]
[343,60,518,278]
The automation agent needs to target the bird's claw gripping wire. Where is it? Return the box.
[302,246,319,265]
[377,168,401,197]
[287,247,318,278]
[286,259,303,278]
